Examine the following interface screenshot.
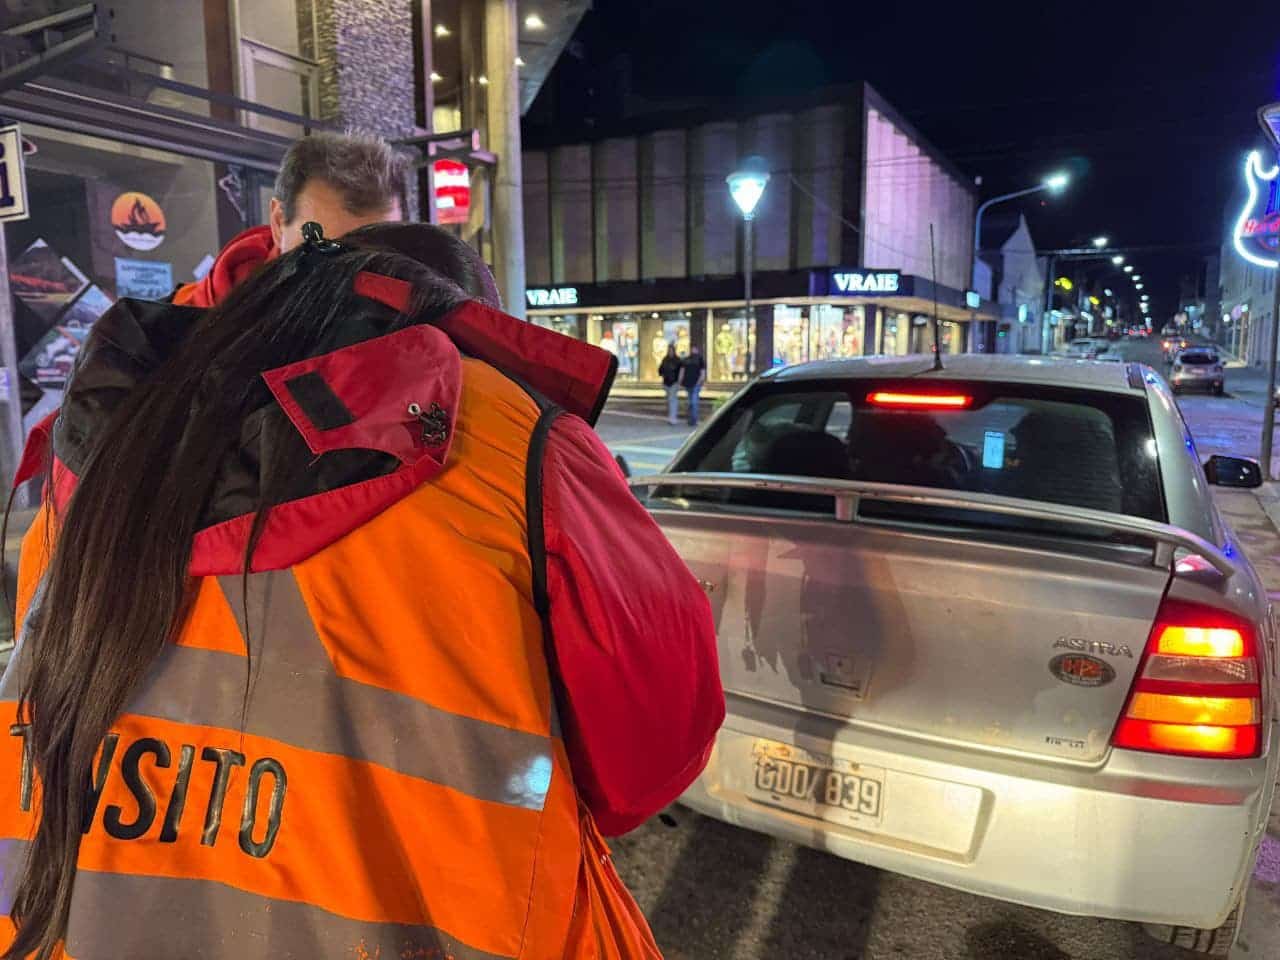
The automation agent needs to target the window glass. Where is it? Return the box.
[710,308,755,381]
[672,380,1164,524]
[811,304,865,360]
[772,305,808,368]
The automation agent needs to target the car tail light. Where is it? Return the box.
[866,391,973,409]
[1112,598,1262,759]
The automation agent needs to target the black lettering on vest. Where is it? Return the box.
[159,744,195,844]
[239,757,287,859]
[9,723,32,812]
[200,746,245,846]
[103,738,170,840]
[82,733,120,834]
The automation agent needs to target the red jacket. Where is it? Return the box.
[171,225,277,308]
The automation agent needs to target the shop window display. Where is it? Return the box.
[772,305,809,368]
[879,311,910,356]
[811,304,865,360]
[599,318,640,381]
[711,310,755,381]
[534,314,583,340]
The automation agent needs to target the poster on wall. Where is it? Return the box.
[58,284,114,329]
[10,239,89,322]
[18,323,90,388]
[115,257,174,300]
[111,191,167,251]
[15,284,113,390]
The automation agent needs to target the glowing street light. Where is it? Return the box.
[1112,255,1125,266]
[728,157,771,377]
[1092,236,1109,248]
[1132,274,1142,281]
[727,161,770,219]
[1123,264,1133,273]
[1104,288,1113,296]
[1135,283,1145,290]
[1044,172,1070,191]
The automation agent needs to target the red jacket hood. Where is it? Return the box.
[172,225,276,308]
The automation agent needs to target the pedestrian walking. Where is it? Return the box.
[681,344,708,426]
[0,222,723,959]
[659,342,682,424]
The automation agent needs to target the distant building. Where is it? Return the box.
[975,213,1047,355]
[1218,192,1274,364]
[520,83,991,388]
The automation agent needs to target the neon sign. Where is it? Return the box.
[526,286,579,307]
[831,269,901,294]
[1233,150,1280,269]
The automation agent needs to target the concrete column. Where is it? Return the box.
[483,0,525,317]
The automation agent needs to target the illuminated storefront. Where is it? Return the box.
[525,269,996,388]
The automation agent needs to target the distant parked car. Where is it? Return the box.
[1169,348,1224,395]
[1065,337,1109,359]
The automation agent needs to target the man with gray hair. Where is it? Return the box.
[173,131,408,307]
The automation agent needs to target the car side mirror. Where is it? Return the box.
[614,454,632,478]
[1204,454,1263,489]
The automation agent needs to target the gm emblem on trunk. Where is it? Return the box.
[1049,653,1115,688]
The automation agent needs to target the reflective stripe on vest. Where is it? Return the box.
[0,358,583,960]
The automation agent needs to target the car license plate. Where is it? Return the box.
[750,740,885,828]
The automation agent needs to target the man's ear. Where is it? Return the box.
[268,197,286,248]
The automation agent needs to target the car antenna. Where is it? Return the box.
[930,223,944,371]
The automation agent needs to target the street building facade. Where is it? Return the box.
[973,213,1047,355]
[521,83,992,389]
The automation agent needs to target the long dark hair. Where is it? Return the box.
[5,223,482,959]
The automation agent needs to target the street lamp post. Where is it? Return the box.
[728,157,770,378]
[973,172,1067,355]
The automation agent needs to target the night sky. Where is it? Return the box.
[527,0,1280,324]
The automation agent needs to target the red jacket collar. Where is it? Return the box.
[353,273,617,425]
[172,225,276,308]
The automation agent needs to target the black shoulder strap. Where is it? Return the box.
[524,404,564,621]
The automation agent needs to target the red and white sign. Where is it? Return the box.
[433,159,471,225]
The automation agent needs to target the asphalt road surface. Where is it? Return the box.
[599,341,1280,960]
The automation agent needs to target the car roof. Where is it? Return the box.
[764,353,1143,394]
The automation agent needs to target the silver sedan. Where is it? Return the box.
[630,353,1277,956]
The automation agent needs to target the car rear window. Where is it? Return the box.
[1179,352,1217,365]
[669,378,1166,522]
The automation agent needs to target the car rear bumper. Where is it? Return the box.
[1171,375,1222,390]
[681,692,1276,929]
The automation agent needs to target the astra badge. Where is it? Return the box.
[1053,636,1133,659]
[1049,653,1115,688]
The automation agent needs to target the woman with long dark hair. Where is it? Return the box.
[0,222,722,960]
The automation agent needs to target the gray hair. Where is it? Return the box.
[273,131,410,223]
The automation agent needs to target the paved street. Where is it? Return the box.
[600,345,1280,960]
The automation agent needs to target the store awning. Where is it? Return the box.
[862,293,999,324]
[0,75,316,171]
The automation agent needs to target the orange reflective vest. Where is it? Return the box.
[0,350,659,959]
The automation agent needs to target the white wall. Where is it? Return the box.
[862,108,974,290]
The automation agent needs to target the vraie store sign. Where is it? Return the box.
[830,269,902,294]
[526,286,579,307]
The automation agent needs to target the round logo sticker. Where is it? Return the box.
[1049,653,1115,688]
[111,191,167,251]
